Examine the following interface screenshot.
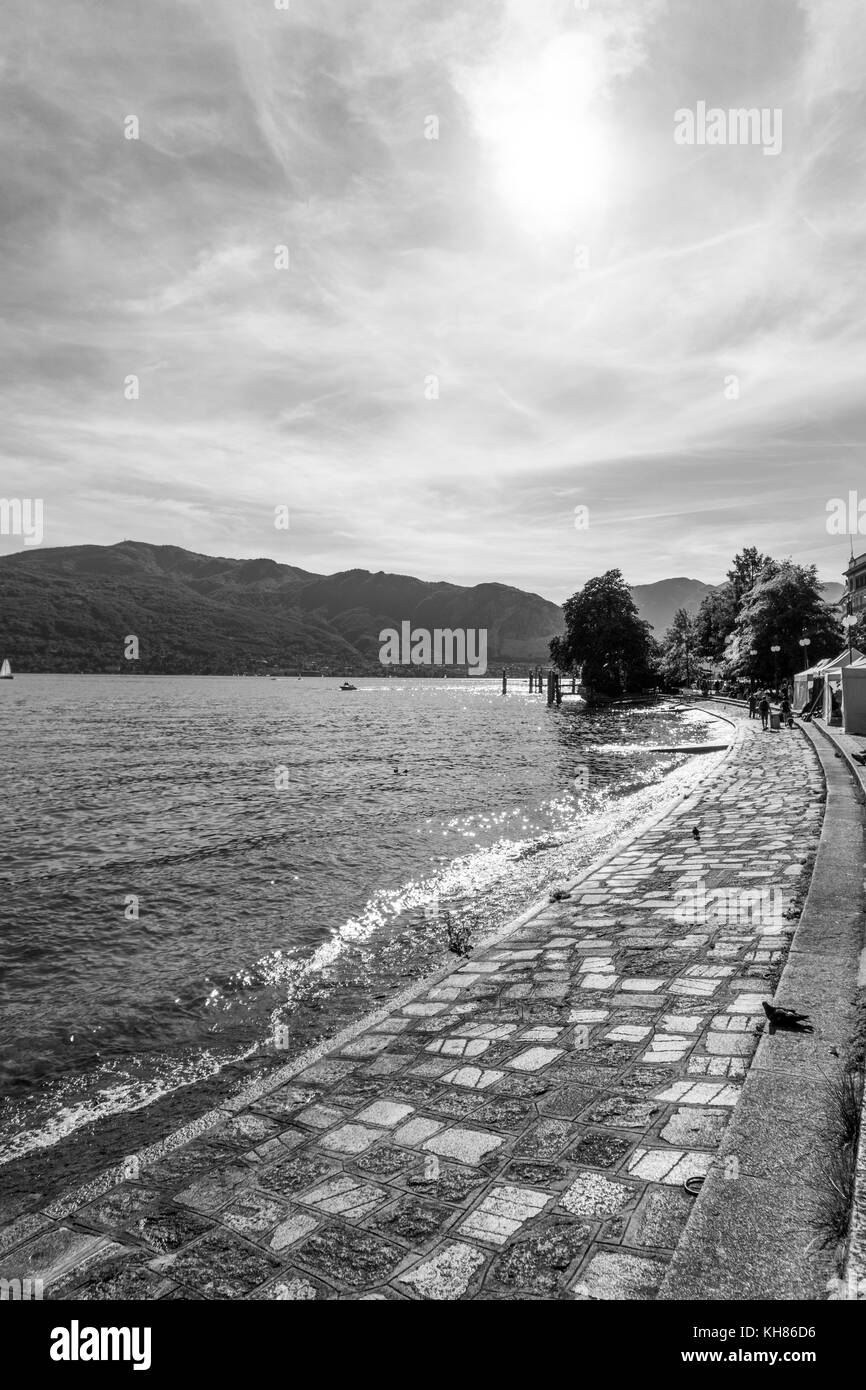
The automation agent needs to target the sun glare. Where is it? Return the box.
[468,33,614,235]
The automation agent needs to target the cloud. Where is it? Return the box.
[0,0,864,597]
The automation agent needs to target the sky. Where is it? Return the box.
[1,0,865,602]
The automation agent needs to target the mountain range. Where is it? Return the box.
[0,542,561,673]
[0,543,846,673]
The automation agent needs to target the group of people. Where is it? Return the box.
[748,688,794,730]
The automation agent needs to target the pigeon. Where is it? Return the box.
[444,915,473,959]
[762,1001,813,1034]
[549,888,572,902]
[692,826,701,842]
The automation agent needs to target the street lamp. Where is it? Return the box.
[797,636,812,712]
[770,643,780,690]
[749,647,758,691]
[842,600,856,665]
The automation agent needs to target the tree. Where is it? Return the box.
[850,608,866,654]
[660,607,698,687]
[550,570,657,696]
[692,548,775,667]
[726,547,776,607]
[693,584,737,663]
[728,561,843,685]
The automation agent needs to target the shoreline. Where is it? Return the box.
[0,709,790,1300]
[0,706,730,1217]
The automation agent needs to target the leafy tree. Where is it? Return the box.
[550,569,657,695]
[660,607,698,687]
[728,560,843,684]
[693,584,737,663]
[726,547,776,606]
[846,605,866,655]
[692,548,775,667]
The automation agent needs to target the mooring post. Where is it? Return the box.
[528,671,533,692]
[555,673,562,705]
[501,668,507,695]
[547,670,554,705]
[571,675,576,694]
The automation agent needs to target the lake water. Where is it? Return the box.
[0,676,721,1194]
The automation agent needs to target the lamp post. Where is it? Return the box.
[842,600,856,666]
[749,647,758,691]
[798,636,811,671]
[799,636,811,706]
[770,643,780,690]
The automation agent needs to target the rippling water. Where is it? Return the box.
[0,675,721,1179]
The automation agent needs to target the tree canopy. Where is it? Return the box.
[555,549,845,699]
[550,569,657,695]
[659,607,698,687]
[727,560,843,681]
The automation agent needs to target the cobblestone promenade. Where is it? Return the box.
[0,716,825,1300]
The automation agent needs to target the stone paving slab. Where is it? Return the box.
[0,714,828,1300]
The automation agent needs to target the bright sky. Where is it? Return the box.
[1,0,864,600]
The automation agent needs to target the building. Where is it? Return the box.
[844,549,866,613]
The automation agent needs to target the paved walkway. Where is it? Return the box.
[0,716,826,1300]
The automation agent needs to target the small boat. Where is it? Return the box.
[0,658,12,680]
[339,681,357,691]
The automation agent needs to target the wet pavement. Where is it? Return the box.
[0,715,826,1300]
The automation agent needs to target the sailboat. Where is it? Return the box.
[0,659,12,680]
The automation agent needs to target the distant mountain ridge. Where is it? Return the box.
[630,575,845,635]
[0,542,564,673]
[628,577,717,634]
[0,543,847,673]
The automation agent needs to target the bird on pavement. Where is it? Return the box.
[444,914,473,959]
[762,1001,813,1034]
[692,826,701,842]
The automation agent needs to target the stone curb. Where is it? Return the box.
[803,719,866,1296]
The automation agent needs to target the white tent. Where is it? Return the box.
[841,657,866,735]
[793,658,827,711]
[793,647,864,720]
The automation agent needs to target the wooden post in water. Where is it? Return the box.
[501,668,507,695]
[556,673,562,705]
[528,671,534,692]
[571,675,576,694]
[546,670,554,705]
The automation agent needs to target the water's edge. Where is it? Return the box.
[19,714,735,1224]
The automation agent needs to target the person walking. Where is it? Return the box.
[759,694,770,730]
[780,694,792,728]
[748,692,757,719]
